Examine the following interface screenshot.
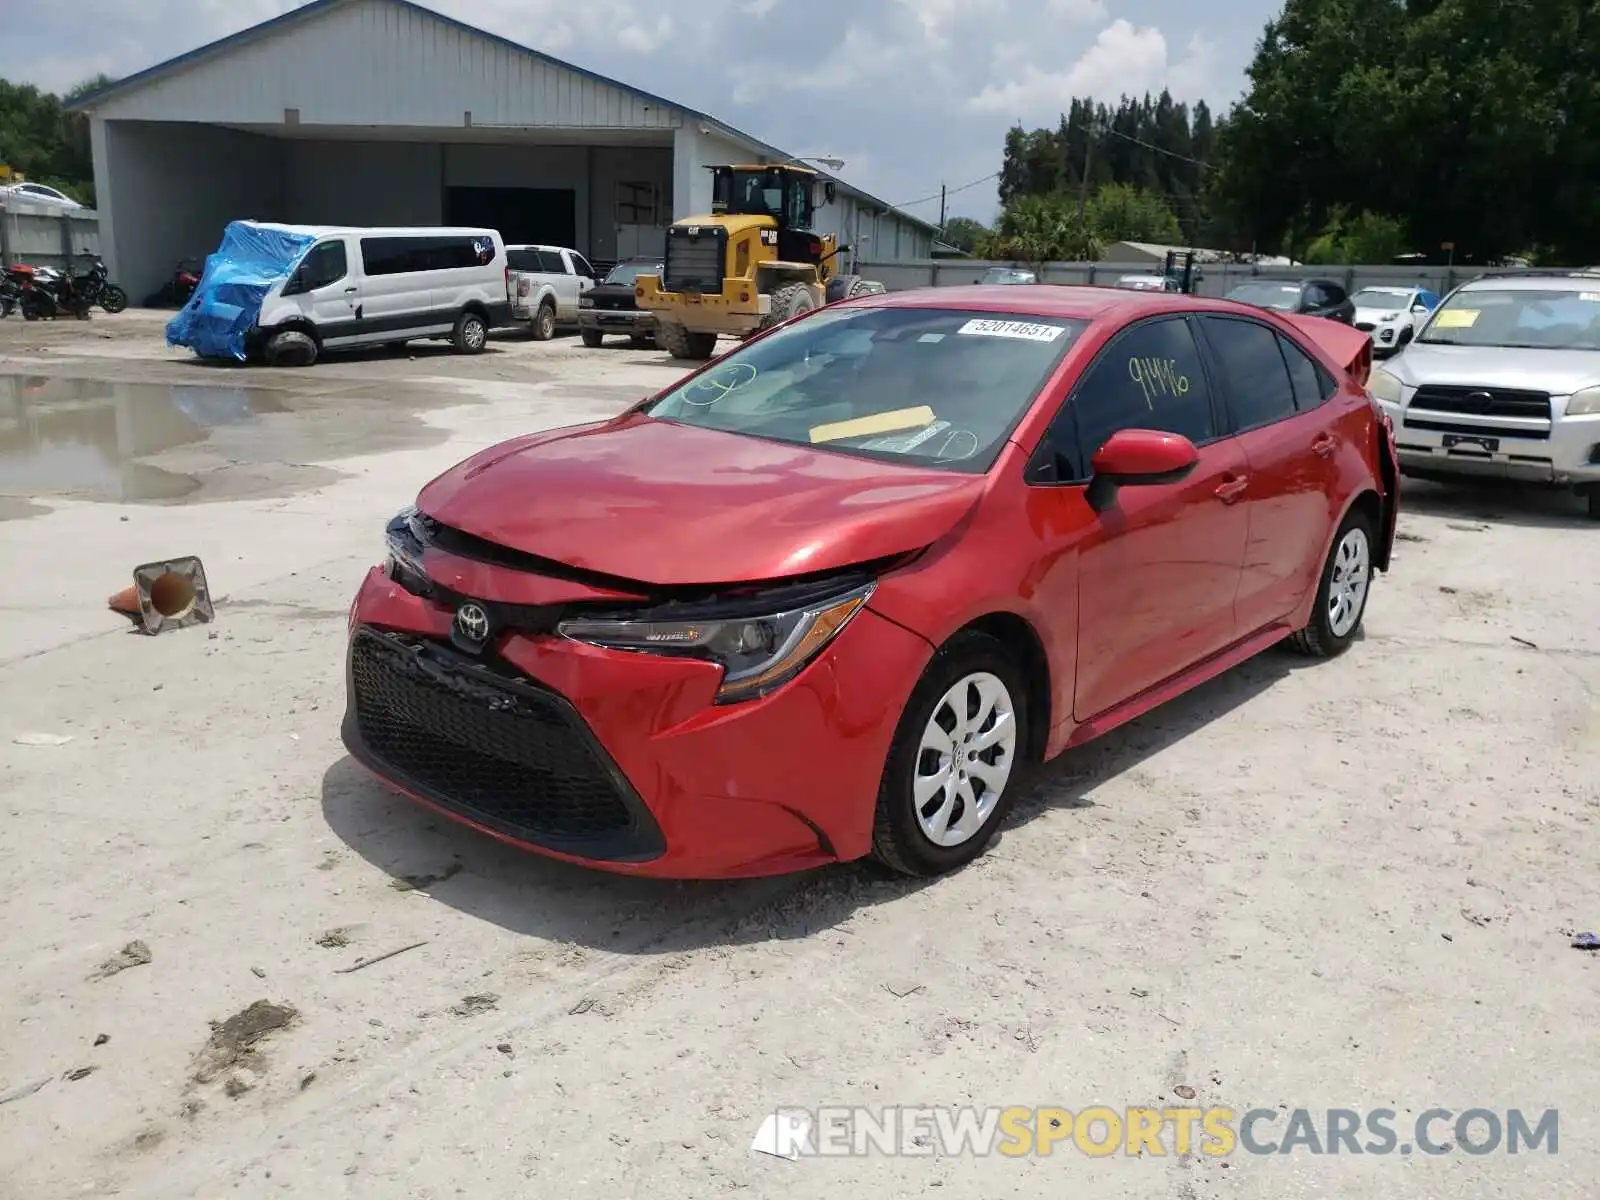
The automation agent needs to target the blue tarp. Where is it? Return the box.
[166,221,318,361]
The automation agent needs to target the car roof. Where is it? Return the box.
[1355,285,1415,294]
[852,284,1294,322]
[1456,272,1600,293]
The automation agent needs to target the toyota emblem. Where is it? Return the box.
[454,602,490,645]
[1464,390,1495,414]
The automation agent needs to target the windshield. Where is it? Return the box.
[1226,281,1302,310]
[643,307,1084,473]
[1352,289,1411,311]
[604,262,661,285]
[1418,290,1600,349]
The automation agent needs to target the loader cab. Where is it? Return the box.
[709,164,831,265]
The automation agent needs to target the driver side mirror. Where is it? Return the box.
[824,181,837,204]
[1085,429,1200,513]
[1412,304,1430,315]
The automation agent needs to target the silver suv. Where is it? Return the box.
[1368,270,1600,518]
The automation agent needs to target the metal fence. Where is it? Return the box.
[0,196,101,272]
[858,258,1543,298]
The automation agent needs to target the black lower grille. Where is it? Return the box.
[1410,384,1552,419]
[346,629,662,858]
[1355,321,1376,332]
[663,227,725,294]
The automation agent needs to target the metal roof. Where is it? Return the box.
[66,0,938,234]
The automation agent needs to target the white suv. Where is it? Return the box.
[1368,270,1600,517]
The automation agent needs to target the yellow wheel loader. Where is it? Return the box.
[634,164,882,360]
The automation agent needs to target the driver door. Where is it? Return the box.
[286,238,358,342]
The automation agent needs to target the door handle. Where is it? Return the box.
[1214,475,1249,503]
[1312,434,1337,458]
[344,286,358,293]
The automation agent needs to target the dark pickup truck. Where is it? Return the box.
[579,258,664,348]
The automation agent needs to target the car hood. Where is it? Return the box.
[415,413,989,586]
[1384,343,1600,395]
[1354,306,1407,326]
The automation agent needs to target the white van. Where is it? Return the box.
[249,224,513,366]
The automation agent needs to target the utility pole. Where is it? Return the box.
[1075,118,1094,228]
[938,184,947,236]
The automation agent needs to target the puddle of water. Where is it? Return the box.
[0,374,288,502]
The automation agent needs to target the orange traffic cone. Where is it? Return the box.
[108,584,142,623]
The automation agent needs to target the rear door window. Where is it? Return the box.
[1198,316,1298,431]
[1062,316,1217,477]
[536,249,568,273]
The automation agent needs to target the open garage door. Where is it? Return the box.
[445,186,575,248]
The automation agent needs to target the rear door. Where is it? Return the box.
[1197,314,1343,630]
[1063,315,1251,720]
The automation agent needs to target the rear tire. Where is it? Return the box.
[580,328,604,348]
[530,301,556,342]
[264,329,318,367]
[825,274,861,304]
[1586,488,1600,521]
[871,631,1031,878]
[452,310,488,354]
[1290,506,1375,658]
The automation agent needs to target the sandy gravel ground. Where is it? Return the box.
[1,311,1596,1199]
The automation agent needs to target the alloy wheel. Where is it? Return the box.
[1327,526,1371,638]
[913,671,1018,847]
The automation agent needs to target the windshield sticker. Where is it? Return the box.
[1128,357,1191,407]
[1580,293,1600,302]
[861,420,951,453]
[957,318,1066,342]
[1432,309,1479,328]
[918,333,946,343]
[932,429,981,461]
[680,362,759,406]
[810,406,938,444]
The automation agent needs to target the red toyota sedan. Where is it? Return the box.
[342,286,1397,880]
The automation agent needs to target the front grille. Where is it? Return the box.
[348,629,661,857]
[663,227,725,294]
[591,294,634,311]
[1410,385,1552,419]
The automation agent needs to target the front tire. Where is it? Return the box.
[872,631,1030,878]
[657,320,717,360]
[530,301,556,342]
[580,327,604,348]
[1291,506,1375,658]
[452,310,488,354]
[264,329,318,367]
[100,285,128,314]
[1585,488,1600,521]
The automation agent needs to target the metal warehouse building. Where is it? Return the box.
[68,0,937,301]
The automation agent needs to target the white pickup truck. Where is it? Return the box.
[507,244,598,340]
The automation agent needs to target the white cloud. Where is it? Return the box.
[896,0,1006,42]
[615,15,672,54]
[1048,0,1108,21]
[965,19,1217,116]
[743,0,778,13]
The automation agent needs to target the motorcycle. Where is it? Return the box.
[144,260,202,308]
[0,271,18,318]
[69,253,128,314]
[12,263,93,320]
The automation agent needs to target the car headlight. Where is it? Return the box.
[1368,368,1404,404]
[558,581,875,703]
[579,297,594,308]
[1567,385,1600,416]
[383,505,430,593]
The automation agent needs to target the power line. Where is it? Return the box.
[1099,125,1215,169]
[890,171,1001,211]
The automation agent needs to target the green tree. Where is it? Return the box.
[1304,207,1408,264]
[0,74,107,207]
[986,194,1100,271]
[940,216,990,254]
[1085,183,1184,245]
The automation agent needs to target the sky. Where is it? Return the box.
[0,0,1282,224]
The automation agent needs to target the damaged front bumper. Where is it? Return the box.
[340,521,932,878]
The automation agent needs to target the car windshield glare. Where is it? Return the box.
[1418,290,1600,349]
[643,307,1085,473]
[1228,282,1301,309]
[1352,289,1409,311]
[605,262,658,285]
